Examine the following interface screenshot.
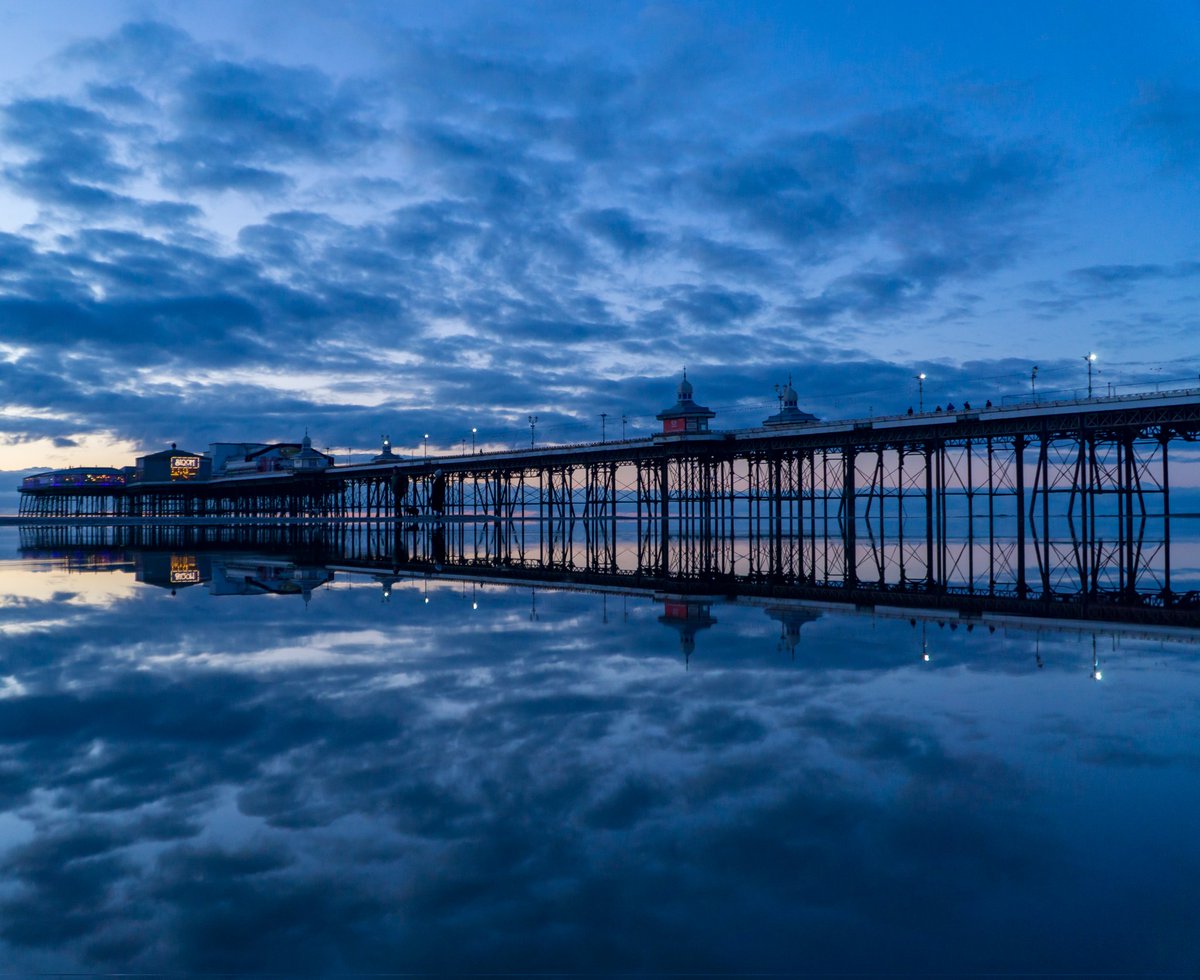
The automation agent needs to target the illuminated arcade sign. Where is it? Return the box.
[170,456,201,480]
[170,555,201,584]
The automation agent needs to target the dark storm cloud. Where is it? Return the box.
[677,231,782,280]
[155,142,293,195]
[790,252,976,325]
[1073,261,1200,290]
[85,83,151,110]
[3,98,133,184]
[0,231,37,272]
[389,34,635,139]
[66,19,198,77]
[691,141,855,254]
[0,97,149,218]
[577,207,658,257]
[176,60,380,158]
[1024,260,1200,318]
[155,59,383,192]
[0,351,383,451]
[865,116,1049,247]
[12,20,383,206]
[662,284,764,327]
[686,111,1049,333]
[0,293,263,352]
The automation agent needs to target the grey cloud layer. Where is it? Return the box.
[0,20,1058,453]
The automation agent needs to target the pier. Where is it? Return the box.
[17,386,1200,602]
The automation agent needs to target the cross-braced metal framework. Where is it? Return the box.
[18,396,1200,600]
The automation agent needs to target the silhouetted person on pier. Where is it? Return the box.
[907,407,914,415]
[934,405,942,412]
[963,400,971,410]
[946,402,955,411]
[986,399,992,408]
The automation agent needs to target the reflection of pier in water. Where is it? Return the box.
[18,519,1200,634]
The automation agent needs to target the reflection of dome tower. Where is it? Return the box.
[764,605,822,659]
[656,370,716,435]
[657,597,717,666]
[374,574,400,601]
[764,375,818,427]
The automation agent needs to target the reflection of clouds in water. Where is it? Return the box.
[0,567,140,608]
[0,569,1197,971]
[145,628,400,672]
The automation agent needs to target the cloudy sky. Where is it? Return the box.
[0,0,1197,470]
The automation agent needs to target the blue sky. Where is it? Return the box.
[0,0,1197,468]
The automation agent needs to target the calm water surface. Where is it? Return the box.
[0,525,1198,975]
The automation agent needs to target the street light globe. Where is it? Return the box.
[1088,352,1097,362]
[918,372,926,380]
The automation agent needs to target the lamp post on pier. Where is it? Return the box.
[1085,352,1097,398]
[914,372,926,413]
[423,433,429,460]
[600,412,608,443]
[529,415,538,448]
[471,427,477,453]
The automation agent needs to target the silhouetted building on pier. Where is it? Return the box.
[373,436,399,463]
[763,377,818,427]
[21,467,126,490]
[657,371,716,434]
[131,448,211,484]
[217,434,333,476]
